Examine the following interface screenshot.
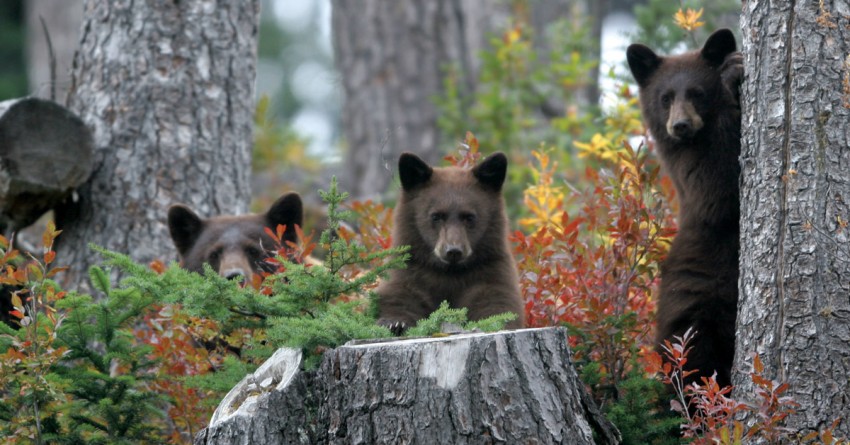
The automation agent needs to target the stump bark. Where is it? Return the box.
[0,97,93,232]
[194,327,619,445]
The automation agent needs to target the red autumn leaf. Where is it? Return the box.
[149,259,166,274]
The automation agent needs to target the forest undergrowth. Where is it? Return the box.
[0,2,846,444]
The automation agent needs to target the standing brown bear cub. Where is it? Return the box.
[628,29,743,388]
[167,193,304,283]
[376,152,525,332]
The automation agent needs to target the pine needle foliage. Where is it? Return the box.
[404,301,517,337]
[0,224,168,443]
[99,177,410,375]
[261,177,410,367]
[264,177,409,310]
[602,366,681,445]
[93,252,273,335]
[51,272,164,444]
[267,301,392,369]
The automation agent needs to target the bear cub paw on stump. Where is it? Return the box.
[376,152,525,334]
[627,28,743,388]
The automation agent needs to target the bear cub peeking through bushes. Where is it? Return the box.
[627,29,743,388]
[167,192,305,283]
[376,152,525,333]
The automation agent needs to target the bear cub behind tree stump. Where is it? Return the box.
[376,152,525,333]
[627,28,743,388]
[167,193,305,284]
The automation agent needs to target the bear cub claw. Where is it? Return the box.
[377,319,408,336]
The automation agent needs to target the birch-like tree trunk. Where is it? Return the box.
[331,0,509,199]
[56,0,259,291]
[736,0,850,435]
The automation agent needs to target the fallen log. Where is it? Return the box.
[0,97,93,232]
[195,327,620,445]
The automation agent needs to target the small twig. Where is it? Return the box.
[39,16,57,102]
[229,307,267,320]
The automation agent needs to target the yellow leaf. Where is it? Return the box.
[574,133,620,162]
[673,8,705,32]
[11,292,23,309]
[505,27,522,45]
[520,150,566,232]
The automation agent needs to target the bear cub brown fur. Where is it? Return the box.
[167,193,304,283]
[627,29,743,388]
[376,152,525,332]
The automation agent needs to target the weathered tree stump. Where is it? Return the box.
[0,97,93,232]
[194,327,620,445]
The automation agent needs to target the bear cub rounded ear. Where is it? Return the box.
[398,152,433,191]
[168,204,205,255]
[267,192,304,243]
[701,28,737,67]
[473,152,508,192]
[626,44,661,87]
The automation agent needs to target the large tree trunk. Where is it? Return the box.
[56,0,259,291]
[736,0,850,436]
[194,328,620,445]
[331,0,509,200]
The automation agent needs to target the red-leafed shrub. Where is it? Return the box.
[513,125,676,404]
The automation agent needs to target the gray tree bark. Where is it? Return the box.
[736,0,850,436]
[56,0,259,291]
[331,0,510,200]
[194,328,620,445]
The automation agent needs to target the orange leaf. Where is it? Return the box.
[263,226,278,243]
[46,266,69,278]
[753,354,764,374]
[276,224,288,242]
[150,259,166,274]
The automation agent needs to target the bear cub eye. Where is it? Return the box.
[430,212,447,224]
[245,245,263,260]
[687,88,705,100]
[460,213,477,228]
[661,92,674,108]
[208,247,223,263]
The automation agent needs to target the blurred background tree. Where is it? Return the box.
[252,0,335,216]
